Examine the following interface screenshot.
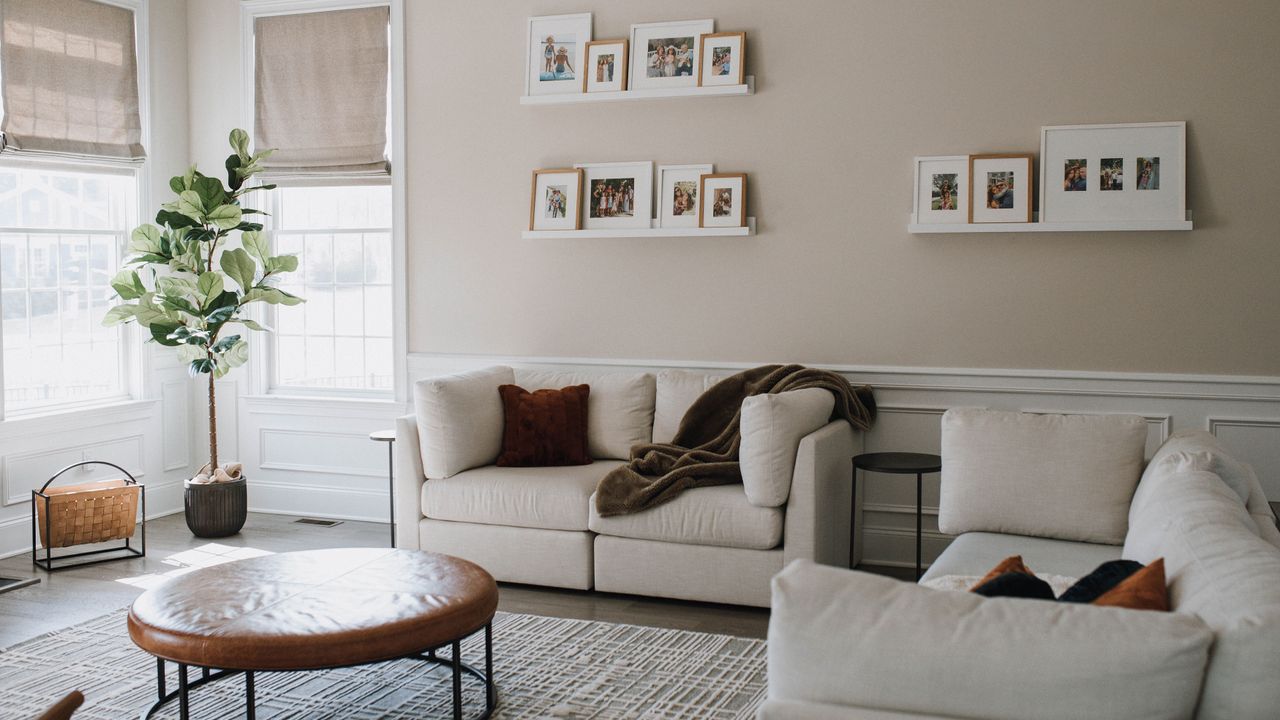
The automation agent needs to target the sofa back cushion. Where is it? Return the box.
[653,369,724,444]
[1123,465,1280,720]
[414,365,514,478]
[769,560,1213,720]
[740,388,834,507]
[938,409,1148,544]
[513,369,655,460]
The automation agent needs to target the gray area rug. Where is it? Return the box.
[0,609,766,718]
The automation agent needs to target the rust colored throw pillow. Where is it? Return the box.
[496,384,592,467]
[970,555,1034,590]
[1092,558,1169,611]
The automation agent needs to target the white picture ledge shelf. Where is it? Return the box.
[524,217,755,239]
[908,212,1193,234]
[520,76,754,105]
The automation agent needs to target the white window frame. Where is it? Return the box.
[0,0,152,422]
[239,0,407,404]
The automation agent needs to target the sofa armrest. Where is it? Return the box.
[394,413,425,549]
[768,560,1213,720]
[783,420,858,568]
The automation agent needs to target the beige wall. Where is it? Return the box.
[181,1,1279,377]
[146,0,190,212]
[404,0,1280,376]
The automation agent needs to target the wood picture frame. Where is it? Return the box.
[968,153,1033,224]
[699,172,747,228]
[583,39,629,93]
[697,32,745,87]
[529,168,583,231]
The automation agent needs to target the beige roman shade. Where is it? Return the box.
[254,6,390,178]
[0,0,145,161]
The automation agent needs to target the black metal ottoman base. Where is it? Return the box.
[140,622,496,720]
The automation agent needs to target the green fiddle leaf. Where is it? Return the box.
[193,175,227,210]
[149,320,182,346]
[177,190,205,221]
[176,344,206,363]
[101,304,137,326]
[188,357,214,377]
[229,128,251,161]
[132,300,169,328]
[241,230,269,264]
[182,165,196,191]
[156,209,198,229]
[206,203,243,231]
[225,153,244,191]
[160,296,200,316]
[210,334,242,354]
[197,272,224,308]
[156,275,198,299]
[129,225,163,255]
[110,270,146,300]
[220,247,256,291]
[169,176,185,194]
[266,255,299,274]
[241,287,304,306]
[235,318,271,332]
[220,339,250,369]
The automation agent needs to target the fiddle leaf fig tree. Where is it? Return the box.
[104,129,303,476]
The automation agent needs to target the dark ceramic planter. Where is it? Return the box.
[184,477,247,538]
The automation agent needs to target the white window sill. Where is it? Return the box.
[0,397,157,436]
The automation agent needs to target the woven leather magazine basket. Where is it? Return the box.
[36,478,139,548]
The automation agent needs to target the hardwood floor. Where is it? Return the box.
[0,511,771,647]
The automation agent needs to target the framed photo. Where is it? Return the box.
[583,39,628,93]
[629,19,714,91]
[1039,122,1186,223]
[698,32,744,87]
[525,13,592,97]
[913,156,969,225]
[529,168,583,231]
[574,161,654,230]
[699,173,746,228]
[968,154,1033,224]
[657,164,713,228]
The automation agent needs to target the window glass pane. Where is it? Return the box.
[0,166,133,413]
[269,183,391,393]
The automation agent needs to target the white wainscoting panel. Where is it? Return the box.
[161,380,192,472]
[405,353,1280,570]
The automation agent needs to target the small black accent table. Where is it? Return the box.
[851,452,942,580]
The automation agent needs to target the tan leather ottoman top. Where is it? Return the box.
[128,548,498,671]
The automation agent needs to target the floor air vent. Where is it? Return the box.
[293,518,343,527]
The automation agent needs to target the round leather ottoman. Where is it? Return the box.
[128,548,498,719]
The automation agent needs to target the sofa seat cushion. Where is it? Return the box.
[920,531,1122,584]
[423,461,623,532]
[588,484,783,550]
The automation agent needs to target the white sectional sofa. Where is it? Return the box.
[764,409,1280,720]
[392,365,863,607]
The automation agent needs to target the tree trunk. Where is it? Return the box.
[208,367,219,473]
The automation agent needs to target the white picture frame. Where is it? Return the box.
[629,19,714,91]
[574,161,654,230]
[913,155,969,225]
[530,168,583,231]
[657,163,713,228]
[1039,121,1186,223]
[526,13,592,97]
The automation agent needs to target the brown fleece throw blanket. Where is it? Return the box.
[594,364,875,517]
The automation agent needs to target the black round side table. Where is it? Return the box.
[851,452,942,580]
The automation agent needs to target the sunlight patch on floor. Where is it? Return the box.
[115,543,274,589]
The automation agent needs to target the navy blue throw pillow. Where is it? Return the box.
[1057,560,1145,603]
[971,571,1056,600]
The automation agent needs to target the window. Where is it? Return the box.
[268,184,393,393]
[0,163,136,413]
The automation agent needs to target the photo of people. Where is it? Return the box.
[539,34,577,82]
[545,185,567,219]
[590,178,636,218]
[596,53,615,83]
[673,181,697,216]
[985,172,1015,209]
[712,188,733,217]
[1063,159,1088,191]
[931,173,958,211]
[646,37,695,78]
[1137,157,1160,190]
[1101,158,1123,191]
[711,46,732,76]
